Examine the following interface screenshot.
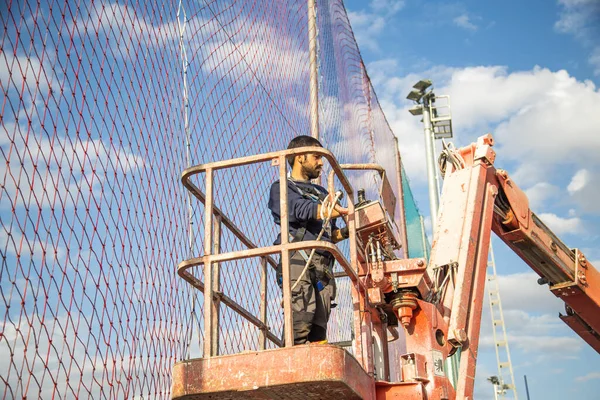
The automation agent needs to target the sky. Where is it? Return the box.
[344,0,600,399]
[2,0,599,398]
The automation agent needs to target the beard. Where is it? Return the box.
[303,165,322,180]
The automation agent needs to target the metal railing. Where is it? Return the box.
[178,146,373,362]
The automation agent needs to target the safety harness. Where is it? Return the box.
[282,178,335,292]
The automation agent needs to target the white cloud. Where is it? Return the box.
[0,54,50,97]
[0,313,106,398]
[525,182,560,210]
[566,169,600,214]
[575,371,600,382]
[555,0,600,74]
[195,14,308,85]
[348,10,387,52]
[568,169,590,193]
[369,64,600,195]
[508,334,583,354]
[69,3,179,52]
[1,134,144,211]
[1,311,180,398]
[479,271,584,360]
[453,14,478,31]
[555,0,600,38]
[0,229,66,266]
[370,0,406,14]
[538,212,584,235]
[494,272,564,315]
[347,0,405,52]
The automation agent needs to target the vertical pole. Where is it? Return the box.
[524,375,531,400]
[393,137,410,256]
[177,0,199,360]
[424,93,460,386]
[422,95,440,229]
[211,214,222,356]
[308,0,319,140]
[203,168,214,357]
[259,257,268,350]
[279,156,294,347]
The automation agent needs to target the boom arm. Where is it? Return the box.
[428,134,600,397]
[491,160,600,354]
[366,134,600,399]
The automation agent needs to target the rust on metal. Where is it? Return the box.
[259,256,268,350]
[179,147,366,357]
[402,300,455,399]
[327,163,397,224]
[279,154,294,347]
[211,214,222,356]
[375,381,425,400]
[171,345,375,400]
[203,167,215,357]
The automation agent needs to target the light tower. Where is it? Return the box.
[407,80,460,385]
[406,81,517,398]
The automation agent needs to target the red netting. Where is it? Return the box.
[1,0,425,397]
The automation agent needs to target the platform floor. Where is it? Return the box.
[171,344,375,400]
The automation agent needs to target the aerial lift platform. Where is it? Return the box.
[172,134,600,400]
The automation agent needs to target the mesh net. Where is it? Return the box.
[1,0,428,397]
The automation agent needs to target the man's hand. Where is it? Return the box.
[317,192,349,220]
[316,202,348,220]
[332,227,349,243]
[334,204,349,216]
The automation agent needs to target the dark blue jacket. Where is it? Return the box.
[268,179,337,255]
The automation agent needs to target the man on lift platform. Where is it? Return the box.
[268,135,349,345]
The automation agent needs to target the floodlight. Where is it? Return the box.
[408,105,423,116]
[406,89,423,102]
[413,79,432,91]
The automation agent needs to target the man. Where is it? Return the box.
[268,135,349,345]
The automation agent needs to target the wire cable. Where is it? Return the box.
[290,190,342,292]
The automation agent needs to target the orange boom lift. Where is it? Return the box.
[171,134,599,399]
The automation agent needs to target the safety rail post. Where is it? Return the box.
[180,147,362,355]
[279,155,294,347]
[203,167,215,357]
[211,214,222,356]
[259,256,269,350]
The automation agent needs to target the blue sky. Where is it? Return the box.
[344,0,600,398]
[2,0,598,398]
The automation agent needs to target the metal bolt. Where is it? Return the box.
[417,259,424,267]
[578,253,588,268]
[454,328,468,343]
[578,271,587,286]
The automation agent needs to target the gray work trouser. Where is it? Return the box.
[279,251,336,345]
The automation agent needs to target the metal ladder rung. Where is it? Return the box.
[487,244,517,398]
